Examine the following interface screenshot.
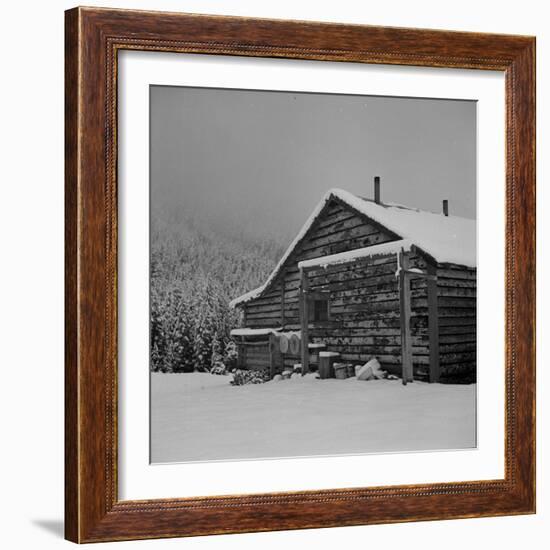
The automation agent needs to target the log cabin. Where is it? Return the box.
[229,181,476,383]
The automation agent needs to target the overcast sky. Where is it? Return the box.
[151,85,476,244]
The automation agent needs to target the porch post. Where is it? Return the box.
[299,268,310,375]
[427,262,441,382]
[399,250,413,384]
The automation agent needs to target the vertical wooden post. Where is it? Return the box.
[427,263,441,383]
[299,268,310,375]
[269,334,275,379]
[280,281,285,328]
[399,250,413,384]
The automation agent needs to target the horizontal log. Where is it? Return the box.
[314,210,361,231]
[438,308,476,317]
[437,278,477,289]
[440,351,477,364]
[437,287,477,298]
[312,335,427,347]
[338,353,430,366]
[339,318,403,329]
[332,311,400,322]
[438,316,477,326]
[310,274,398,294]
[236,340,270,347]
[245,320,282,328]
[440,361,476,373]
[245,304,282,315]
[333,314,429,330]
[309,219,375,243]
[437,268,477,280]
[438,325,477,335]
[438,297,477,308]
[438,334,476,344]
[331,296,430,311]
[328,344,429,355]
[316,335,403,346]
[335,285,401,300]
[312,273,400,294]
[245,312,284,321]
[310,327,432,342]
[244,293,282,308]
[336,290,426,305]
[440,342,476,353]
[301,229,388,256]
[411,279,428,290]
[283,288,300,300]
[331,301,400,314]
[311,327,405,338]
[330,292,399,307]
[303,221,381,249]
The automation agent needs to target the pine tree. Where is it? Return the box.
[150,208,285,373]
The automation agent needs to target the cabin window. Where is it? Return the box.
[312,298,329,322]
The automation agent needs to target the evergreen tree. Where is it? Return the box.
[150,208,285,373]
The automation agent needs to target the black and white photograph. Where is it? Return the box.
[149,85,477,464]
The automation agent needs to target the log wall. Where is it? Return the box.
[436,265,477,382]
[304,251,430,378]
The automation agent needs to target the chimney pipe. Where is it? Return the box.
[442,200,449,216]
[374,176,381,204]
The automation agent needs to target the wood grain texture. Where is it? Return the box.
[64,6,536,543]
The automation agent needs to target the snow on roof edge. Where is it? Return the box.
[229,285,265,308]
[298,239,413,270]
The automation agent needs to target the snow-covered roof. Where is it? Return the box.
[298,239,413,270]
[230,188,476,308]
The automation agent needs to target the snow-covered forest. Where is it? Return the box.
[150,207,285,373]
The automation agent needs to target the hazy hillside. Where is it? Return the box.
[150,207,285,373]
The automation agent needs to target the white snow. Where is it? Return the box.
[230,188,475,307]
[228,286,265,308]
[230,327,280,337]
[332,188,476,268]
[151,372,476,463]
[298,239,412,270]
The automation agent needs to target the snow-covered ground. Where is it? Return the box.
[151,372,476,463]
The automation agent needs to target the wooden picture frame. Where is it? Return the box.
[65,6,536,543]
